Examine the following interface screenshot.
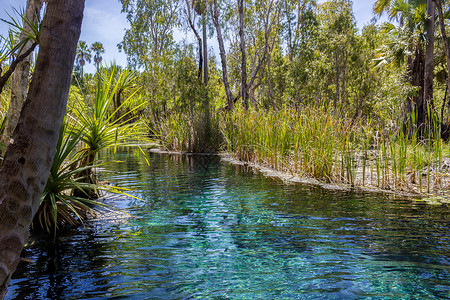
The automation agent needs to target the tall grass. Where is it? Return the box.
[223,107,361,182]
[159,104,448,194]
[221,106,448,194]
[158,108,222,153]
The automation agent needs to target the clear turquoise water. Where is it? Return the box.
[6,150,450,299]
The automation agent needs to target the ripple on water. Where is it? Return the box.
[6,151,450,300]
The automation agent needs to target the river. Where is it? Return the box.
[6,149,450,299]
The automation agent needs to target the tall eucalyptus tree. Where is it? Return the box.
[246,0,282,108]
[183,0,203,79]
[211,0,235,109]
[193,0,209,84]
[119,0,179,68]
[282,0,317,61]
[238,0,248,108]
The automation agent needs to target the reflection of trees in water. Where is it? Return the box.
[10,230,112,299]
[102,151,450,290]
[9,150,449,299]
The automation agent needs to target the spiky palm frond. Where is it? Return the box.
[0,7,41,58]
[72,65,146,154]
[374,0,393,17]
[37,118,137,237]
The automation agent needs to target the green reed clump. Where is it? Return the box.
[222,107,365,183]
[159,109,222,153]
[160,104,448,194]
[222,106,449,194]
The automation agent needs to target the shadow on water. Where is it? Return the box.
[6,149,450,299]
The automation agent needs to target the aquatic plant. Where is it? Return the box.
[221,106,450,194]
[37,118,136,236]
[158,108,222,153]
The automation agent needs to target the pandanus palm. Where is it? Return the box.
[37,117,138,236]
[373,0,431,134]
[72,64,145,198]
[37,119,96,235]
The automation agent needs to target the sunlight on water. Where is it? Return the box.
[6,150,450,299]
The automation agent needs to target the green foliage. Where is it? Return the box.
[38,119,96,235]
[222,106,448,192]
[158,109,222,153]
[118,0,179,67]
[72,64,145,155]
[37,118,136,237]
[156,47,217,151]
[0,7,40,61]
[35,64,149,236]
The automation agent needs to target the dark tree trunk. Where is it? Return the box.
[434,0,450,139]
[435,0,450,87]
[202,14,208,85]
[423,0,435,126]
[185,0,203,79]
[404,47,426,136]
[0,0,84,297]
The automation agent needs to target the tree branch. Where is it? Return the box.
[0,42,38,94]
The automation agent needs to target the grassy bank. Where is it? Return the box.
[159,107,450,197]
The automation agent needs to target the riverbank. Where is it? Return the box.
[221,153,450,205]
[150,148,450,205]
[10,148,449,300]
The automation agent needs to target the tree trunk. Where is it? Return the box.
[285,0,293,61]
[185,0,203,80]
[404,46,425,136]
[435,0,450,139]
[1,0,42,150]
[435,0,450,86]
[415,48,426,135]
[202,14,208,85]
[238,0,248,109]
[423,0,435,126]
[0,0,84,297]
[211,0,234,110]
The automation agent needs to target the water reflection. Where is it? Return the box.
[6,150,450,299]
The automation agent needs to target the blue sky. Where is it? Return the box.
[0,0,379,74]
